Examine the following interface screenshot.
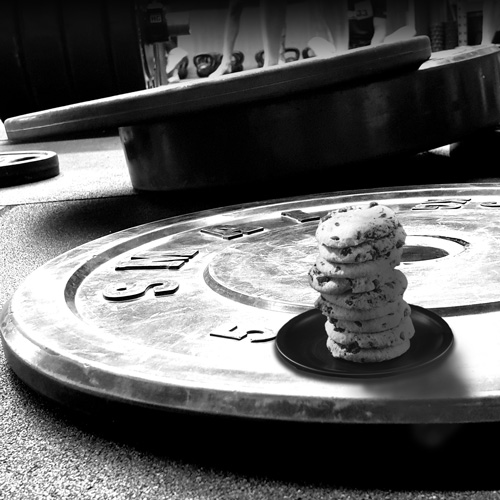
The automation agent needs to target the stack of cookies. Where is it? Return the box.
[308,202,414,363]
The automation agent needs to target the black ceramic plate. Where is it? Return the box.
[275,305,453,378]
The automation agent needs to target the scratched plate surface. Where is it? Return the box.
[3,184,500,423]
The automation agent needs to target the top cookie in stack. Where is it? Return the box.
[308,202,414,363]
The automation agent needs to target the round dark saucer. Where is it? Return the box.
[276,305,454,378]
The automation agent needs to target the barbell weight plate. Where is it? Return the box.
[3,183,500,423]
[119,43,500,192]
[4,37,432,140]
[0,150,59,187]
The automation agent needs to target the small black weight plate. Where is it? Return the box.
[0,150,59,186]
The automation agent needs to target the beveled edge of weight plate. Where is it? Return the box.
[419,43,500,68]
[3,182,500,423]
[4,37,431,141]
[2,296,497,425]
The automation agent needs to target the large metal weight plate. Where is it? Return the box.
[4,37,432,141]
[120,44,500,192]
[7,41,500,193]
[3,184,500,423]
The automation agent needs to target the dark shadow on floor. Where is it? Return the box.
[5,366,500,493]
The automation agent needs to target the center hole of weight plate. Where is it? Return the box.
[401,235,468,263]
[11,155,38,163]
[402,245,449,262]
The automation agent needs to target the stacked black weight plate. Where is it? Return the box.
[0,0,145,122]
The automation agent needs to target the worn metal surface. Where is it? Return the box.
[2,183,500,423]
[121,44,500,191]
[4,37,431,140]
[6,42,500,194]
